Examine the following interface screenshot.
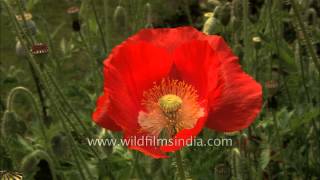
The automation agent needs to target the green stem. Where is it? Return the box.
[175,151,186,180]
[90,0,108,53]
[290,0,320,72]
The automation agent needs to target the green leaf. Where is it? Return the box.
[259,143,270,170]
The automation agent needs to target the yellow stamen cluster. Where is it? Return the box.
[138,79,204,137]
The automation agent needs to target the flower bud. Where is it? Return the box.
[1,111,26,138]
[216,2,231,26]
[113,5,128,33]
[208,0,221,6]
[306,8,317,26]
[265,80,278,96]
[252,36,262,49]
[230,16,241,33]
[16,40,27,57]
[233,44,243,59]
[21,152,40,173]
[214,163,231,180]
[24,20,37,36]
[20,150,51,174]
[51,133,70,158]
[16,12,37,36]
[144,3,153,28]
[232,147,240,156]
[202,13,218,35]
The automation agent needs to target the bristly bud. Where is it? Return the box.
[230,16,241,33]
[21,152,39,173]
[20,150,52,175]
[306,8,317,26]
[15,39,27,57]
[202,11,218,35]
[233,44,243,59]
[265,80,278,96]
[282,19,296,44]
[214,163,231,180]
[208,0,221,6]
[51,133,70,158]
[1,111,26,138]
[24,20,37,36]
[16,12,37,36]
[231,0,242,18]
[15,12,32,21]
[216,2,231,26]
[252,36,262,49]
[30,43,48,55]
[113,5,128,33]
[144,3,153,28]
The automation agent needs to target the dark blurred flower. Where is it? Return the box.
[72,20,81,32]
[92,26,262,158]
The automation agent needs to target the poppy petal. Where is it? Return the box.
[158,40,217,152]
[129,26,204,52]
[101,41,172,133]
[125,133,168,158]
[205,37,262,132]
[172,40,217,99]
[92,94,122,131]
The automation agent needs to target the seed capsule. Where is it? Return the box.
[30,43,48,55]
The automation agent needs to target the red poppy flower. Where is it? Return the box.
[93,26,262,158]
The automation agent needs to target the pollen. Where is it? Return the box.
[138,79,204,137]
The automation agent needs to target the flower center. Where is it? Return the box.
[138,79,204,137]
[159,94,182,114]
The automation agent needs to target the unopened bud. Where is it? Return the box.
[306,8,317,26]
[216,2,231,26]
[16,12,37,36]
[265,80,278,96]
[202,15,218,35]
[144,3,153,28]
[1,111,26,138]
[16,40,27,57]
[51,133,70,158]
[113,6,128,32]
[20,150,52,174]
[25,20,37,36]
[252,36,262,49]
